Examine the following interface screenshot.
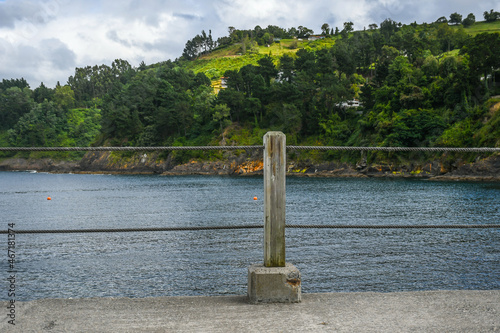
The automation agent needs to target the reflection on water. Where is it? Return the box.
[1,172,499,300]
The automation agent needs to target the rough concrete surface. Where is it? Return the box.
[1,290,499,332]
[248,263,301,303]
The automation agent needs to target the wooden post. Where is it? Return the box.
[263,131,286,267]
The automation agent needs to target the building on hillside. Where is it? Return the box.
[221,77,228,88]
[308,35,326,41]
[336,99,363,111]
[212,77,228,94]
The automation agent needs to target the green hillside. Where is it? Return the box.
[1,15,500,166]
[183,37,336,83]
[463,20,500,35]
[186,20,500,92]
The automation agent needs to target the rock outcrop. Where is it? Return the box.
[1,152,499,181]
[430,154,500,181]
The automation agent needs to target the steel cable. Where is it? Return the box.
[0,146,263,152]
[1,146,499,152]
[2,224,499,234]
[286,146,500,153]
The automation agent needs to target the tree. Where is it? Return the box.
[262,32,274,45]
[54,85,75,109]
[216,88,246,122]
[462,13,476,27]
[422,55,439,78]
[8,101,64,147]
[321,23,330,36]
[297,26,314,38]
[0,87,33,130]
[341,22,354,39]
[0,78,30,91]
[278,54,295,83]
[461,33,500,90]
[374,46,400,84]
[384,109,445,147]
[435,16,448,24]
[484,9,500,22]
[294,49,317,76]
[257,55,278,86]
[212,104,231,140]
[436,23,456,52]
[182,35,202,60]
[33,82,54,103]
[449,12,463,25]
[273,103,302,134]
[253,25,263,39]
[380,19,399,41]
[138,61,147,71]
[332,41,356,79]
[182,30,216,60]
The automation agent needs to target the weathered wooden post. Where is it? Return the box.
[248,131,301,303]
[264,131,286,267]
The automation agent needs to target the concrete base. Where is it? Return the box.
[248,263,301,304]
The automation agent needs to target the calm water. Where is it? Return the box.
[1,171,499,301]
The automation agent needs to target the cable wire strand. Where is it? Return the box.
[286,146,500,153]
[2,224,499,234]
[1,146,499,152]
[0,146,263,152]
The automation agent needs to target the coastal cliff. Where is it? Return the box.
[1,152,499,180]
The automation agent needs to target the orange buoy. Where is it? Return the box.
[253,196,258,201]
[47,197,51,200]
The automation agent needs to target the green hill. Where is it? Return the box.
[185,20,500,82]
[1,17,500,168]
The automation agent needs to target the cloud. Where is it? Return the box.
[0,36,75,87]
[106,30,131,48]
[0,0,41,28]
[0,0,498,87]
[0,0,64,30]
[41,38,76,71]
[173,13,203,21]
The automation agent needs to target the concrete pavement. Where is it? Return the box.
[1,290,499,332]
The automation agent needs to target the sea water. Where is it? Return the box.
[0,172,499,300]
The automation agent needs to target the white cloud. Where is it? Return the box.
[0,0,498,87]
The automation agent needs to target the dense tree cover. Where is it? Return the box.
[1,15,500,164]
[208,22,500,156]
[484,9,500,22]
[99,60,215,146]
[67,59,135,105]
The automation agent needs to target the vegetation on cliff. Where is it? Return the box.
[1,10,500,167]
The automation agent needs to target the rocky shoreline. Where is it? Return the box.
[1,152,499,181]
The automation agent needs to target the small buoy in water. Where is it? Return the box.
[47,197,51,201]
[253,196,258,201]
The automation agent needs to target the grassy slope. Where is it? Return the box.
[463,20,500,35]
[183,37,337,84]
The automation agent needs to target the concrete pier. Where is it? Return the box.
[248,263,301,303]
[1,290,499,332]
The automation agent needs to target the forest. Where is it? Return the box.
[1,10,500,165]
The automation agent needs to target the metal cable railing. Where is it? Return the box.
[286,146,500,153]
[0,146,263,152]
[1,146,499,152]
[2,143,498,235]
[2,224,500,234]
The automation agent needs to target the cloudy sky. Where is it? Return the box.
[0,0,498,88]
